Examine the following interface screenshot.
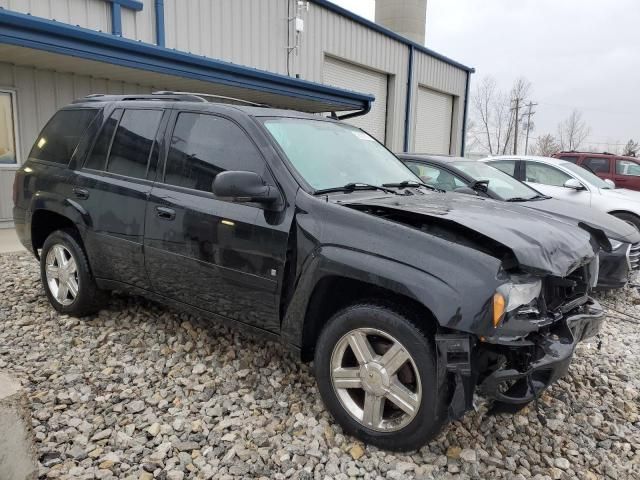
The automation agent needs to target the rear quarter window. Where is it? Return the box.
[29,109,99,165]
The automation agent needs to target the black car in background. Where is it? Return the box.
[399,154,640,289]
[14,94,606,450]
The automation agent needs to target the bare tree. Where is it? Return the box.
[532,133,560,157]
[622,139,639,157]
[469,76,531,155]
[557,110,591,151]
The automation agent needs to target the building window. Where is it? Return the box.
[0,90,17,165]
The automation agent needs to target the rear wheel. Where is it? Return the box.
[314,303,447,451]
[611,212,640,232]
[40,229,106,316]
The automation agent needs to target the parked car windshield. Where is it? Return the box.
[262,118,417,190]
[452,161,541,201]
[562,162,613,189]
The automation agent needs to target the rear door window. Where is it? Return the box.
[489,160,517,176]
[404,161,465,191]
[29,109,99,164]
[558,156,578,163]
[524,162,571,186]
[583,157,611,174]
[616,159,640,176]
[106,109,163,179]
[84,109,122,171]
[164,112,265,193]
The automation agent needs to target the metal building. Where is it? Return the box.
[0,0,473,227]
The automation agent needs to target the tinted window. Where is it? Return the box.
[164,113,265,192]
[489,160,516,176]
[616,159,640,176]
[30,109,99,164]
[558,156,578,163]
[525,162,571,186]
[404,161,465,191]
[84,109,122,170]
[106,109,163,179]
[583,157,611,174]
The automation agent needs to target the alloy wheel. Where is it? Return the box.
[45,244,79,306]
[330,328,422,432]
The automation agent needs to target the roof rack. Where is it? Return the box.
[153,91,267,107]
[73,92,268,107]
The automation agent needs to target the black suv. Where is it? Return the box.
[14,93,605,451]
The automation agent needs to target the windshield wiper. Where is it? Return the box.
[507,194,550,202]
[382,180,445,193]
[314,183,399,195]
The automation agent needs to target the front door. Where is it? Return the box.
[144,111,289,333]
[522,161,592,207]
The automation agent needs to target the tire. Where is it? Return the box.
[611,212,640,232]
[314,302,448,451]
[40,229,107,316]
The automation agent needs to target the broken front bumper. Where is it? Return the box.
[479,297,604,404]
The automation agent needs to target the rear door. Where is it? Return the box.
[75,106,166,290]
[613,158,640,191]
[144,110,288,333]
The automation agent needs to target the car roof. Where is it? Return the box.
[483,155,569,166]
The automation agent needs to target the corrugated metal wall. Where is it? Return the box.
[0,0,469,154]
[164,0,289,74]
[0,62,158,221]
[0,0,111,34]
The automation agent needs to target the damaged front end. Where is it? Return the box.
[436,258,605,420]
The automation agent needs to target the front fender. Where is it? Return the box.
[280,245,466,349]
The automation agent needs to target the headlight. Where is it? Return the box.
[609,238,623,250]
[493,278,542,327]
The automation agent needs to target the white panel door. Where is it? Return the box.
[414,86,453,154]
[323,56,388,143]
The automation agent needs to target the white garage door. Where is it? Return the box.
[414,86,453,154]
[323,56,388,143]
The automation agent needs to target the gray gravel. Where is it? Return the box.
[1,252,639,479]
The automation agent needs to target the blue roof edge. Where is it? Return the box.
[0,8,374,111]
[310,0,475,73]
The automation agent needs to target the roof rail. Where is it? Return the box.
[152,91,268,107]
[72,93,208,103]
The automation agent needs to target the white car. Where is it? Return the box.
[482,155,640,231]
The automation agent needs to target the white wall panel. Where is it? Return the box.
[0,0,111,33]
[414,86,453,154]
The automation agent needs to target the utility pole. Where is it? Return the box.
[511,96,523,155]
[523,101,538,155]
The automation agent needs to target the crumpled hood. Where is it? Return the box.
[343,192,598,277]
[524,198,640,243]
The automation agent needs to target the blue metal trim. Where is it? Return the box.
[403,45,414,152]
[461,70,472,156]
[154,0,165,47]
[309,0,475,73]
[0,9,373,112]
[111,2,122,36]
[106,0,143,12]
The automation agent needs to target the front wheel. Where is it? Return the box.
[314,303,448,451]
[40,229,106,316]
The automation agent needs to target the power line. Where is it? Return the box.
[523,101,538,155]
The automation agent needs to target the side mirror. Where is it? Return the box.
[469,179,489,193]
[604,179,616,188]
[453,186,479,196]
[563,178,585,190]
[213,171,280,206]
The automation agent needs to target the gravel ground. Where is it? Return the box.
[1,252,639,480]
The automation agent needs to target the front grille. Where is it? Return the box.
[629,242,640,271]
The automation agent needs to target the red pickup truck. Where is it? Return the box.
[553,151,640,191]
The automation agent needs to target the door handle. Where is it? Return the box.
[72,187,89,199]
[155,206,176,220]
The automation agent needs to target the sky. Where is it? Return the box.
[331,0,640,152]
